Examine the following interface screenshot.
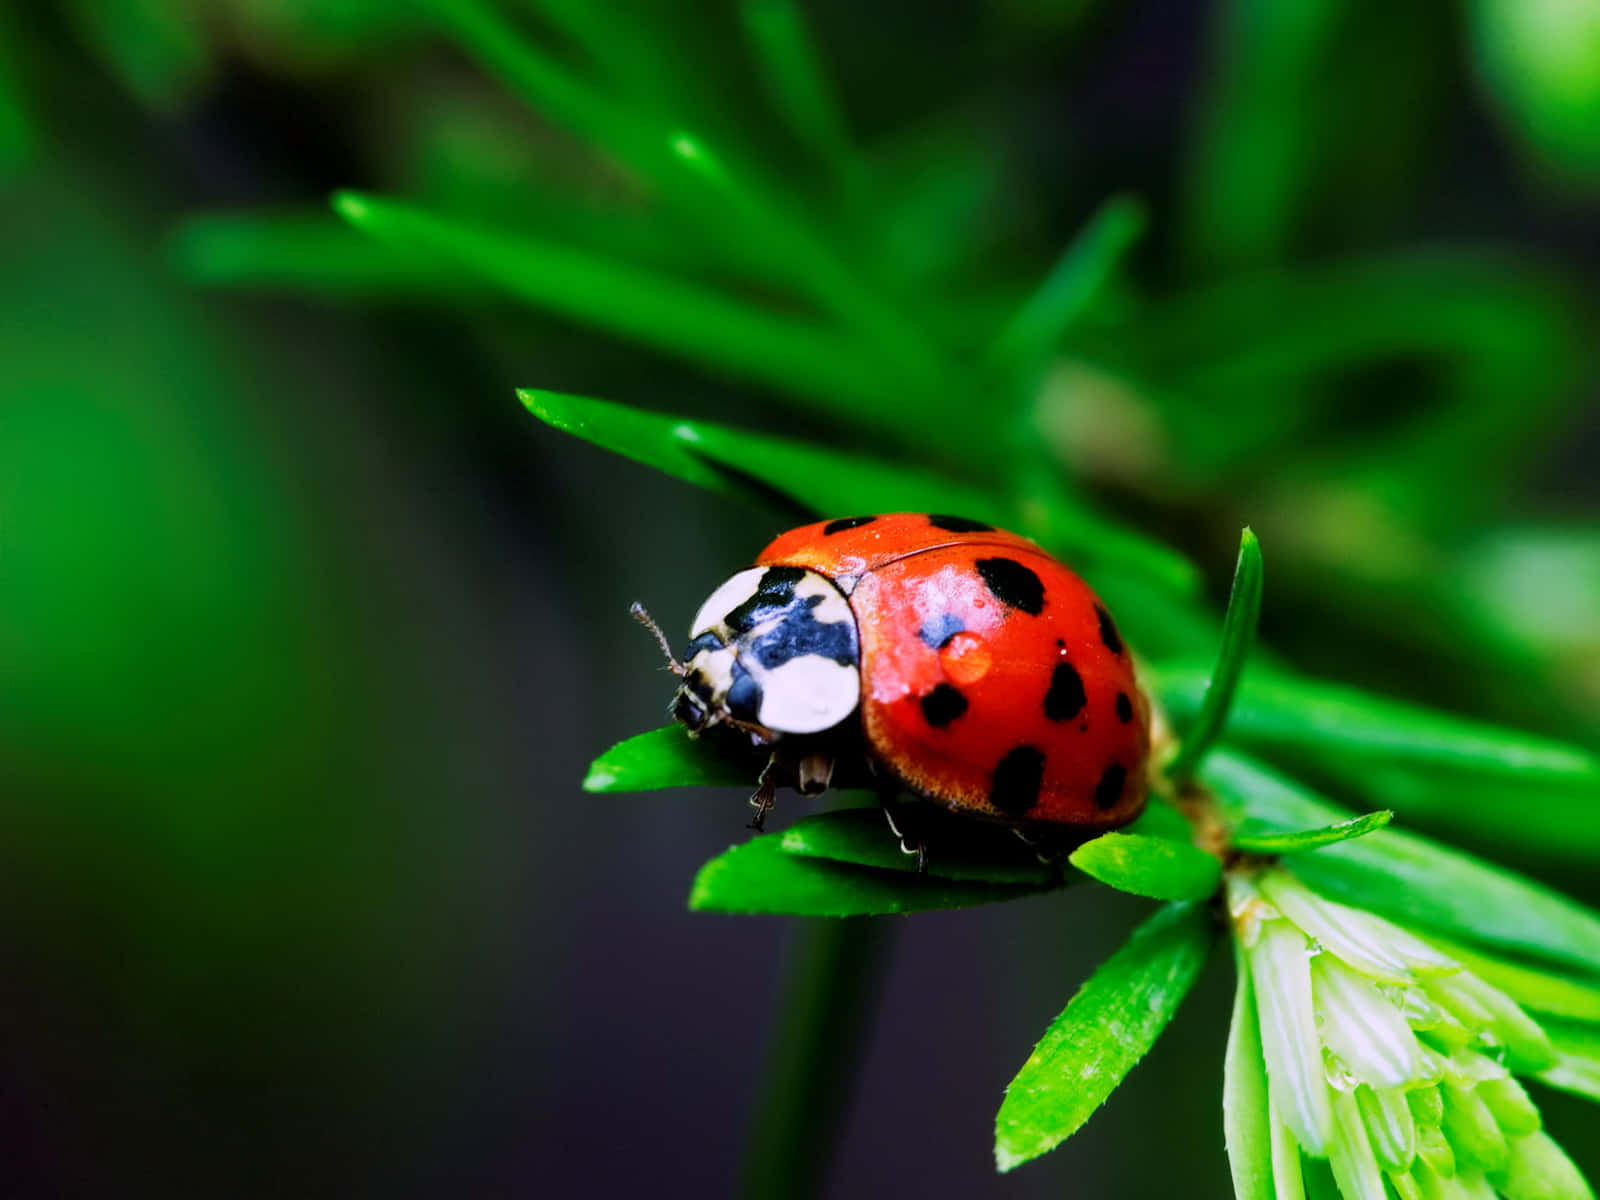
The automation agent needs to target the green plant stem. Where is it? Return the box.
[741,918,892,1200]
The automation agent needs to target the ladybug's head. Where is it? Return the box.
[641,566,862,743]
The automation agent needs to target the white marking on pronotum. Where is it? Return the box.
[757,655,859,734]
[690,567,767,638]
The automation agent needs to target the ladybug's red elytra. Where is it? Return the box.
[638,513,1151,853]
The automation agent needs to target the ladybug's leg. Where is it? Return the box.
[795,752,834,798]
[877,788,928,875]
[748,754,781,832]
[1011,827,1070,885]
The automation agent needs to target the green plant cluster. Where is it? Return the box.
[22,0,1594,1195]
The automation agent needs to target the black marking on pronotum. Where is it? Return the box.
[976,557,1045,615]
[1115,692,1134,723]
[1093,762,1127,811]
[919,684,968,727]
[1043,662,1087,722]
[1095,604,1124,655]
[682,631,723,659]
[724,565,808,633]
[928,514,994,533]
[824,515,877,535]
[917,613,964,649]
[725,659,763,724]
[990,745,1045,815]
[747,593,859,669]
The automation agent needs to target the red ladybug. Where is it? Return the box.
[636,514,1150,851]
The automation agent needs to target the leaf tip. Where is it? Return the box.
[992,1124,1038,1174]
[581,763,617,792]
[330,189,371,226]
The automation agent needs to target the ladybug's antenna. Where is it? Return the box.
[631,602,685,676]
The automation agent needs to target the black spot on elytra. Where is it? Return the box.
[928,514,994,533]
[917,613,964,649]
[1093,762,1127,811]
[990,746,1045,815]
[823,515,877,535]
[1043,662,1087,721]
[976,557,1045,615]
[920,684,968,727]
[1116,692,1134,723]
[1095,604,1124,655]
[724,566,808,633]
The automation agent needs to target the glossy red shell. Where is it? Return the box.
[755,514,1150,829]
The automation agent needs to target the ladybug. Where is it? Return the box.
[635,514,1150,858]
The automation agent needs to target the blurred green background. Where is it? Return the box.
[1,1,1596,1196]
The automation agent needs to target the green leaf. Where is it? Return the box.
[0,3,32,173]
[1166,527,1263,782]
[522,387,1001,520]
[1204,751,1600,977]
[1225,943,1276,1200]
[584,726,754,792]
[667,132,948,392]
[1157,663,1600,786]
[522,388,1199,597]
[1423,937,1600,1025]
[690,836,1051,916]
[169,212,474,295]
[1538,1022,1600,1104]
[994,901,1216,1170]
[336,194,903,416]
[1122,799,1195,843]
[779,807,1062,885]
[987,194,1146,371]
[60,0,210,111]
[1068,833,1221,901]
[1231,810,1393,855]
[739,0,861,205]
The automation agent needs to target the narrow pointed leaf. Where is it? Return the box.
[1157,664,1600,784]
[584,726,755,792]
[690,836,1050,916]
[1539,1022,1600,1103]
[426,0,674,188]
[1205,751,1600,976]
[336,193,900,413]
[739,0,859,197]
[1421,936,1600,1024]
[170,212,473,295]
[1068,832,1221,901]
[522,389,1199,597]
[667,132,946,393]
[994,901,1215,1170]
[1225,945,1277,1200]
[522,387,1001,520]
[1167,527,1263,782]
[779,807,1063,884]
[988,195,1146,370]
[1231,810,1393,855]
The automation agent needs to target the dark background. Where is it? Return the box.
[1,1,1596,1196]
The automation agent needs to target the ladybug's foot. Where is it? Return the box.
[878,797,929,875]
[747,755,780,832]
